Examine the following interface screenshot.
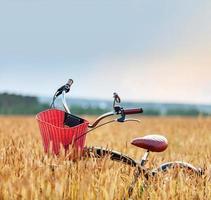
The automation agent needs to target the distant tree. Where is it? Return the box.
[70,105,109,115]
[0,93,48,115]
[143,109,161,116]
[0,93,210,116]
[166,108,208,116]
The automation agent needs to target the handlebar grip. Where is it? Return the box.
[66,79,73,86]
[55,79,74,97]
[65,79,73,92]
[124,108,143,115]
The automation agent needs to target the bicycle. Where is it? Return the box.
[36,79,203,197]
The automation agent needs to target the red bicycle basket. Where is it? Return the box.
[36,109,89,155]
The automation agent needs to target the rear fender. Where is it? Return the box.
[151,161,203,176]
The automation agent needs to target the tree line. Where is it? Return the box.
[0,93,209,116]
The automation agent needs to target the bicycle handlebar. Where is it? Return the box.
[52,79,144,128]
[88,107,143,128]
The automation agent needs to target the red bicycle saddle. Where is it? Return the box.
[131,134,168,152]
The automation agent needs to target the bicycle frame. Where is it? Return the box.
[58,81,203,174]
[46,79,203,197]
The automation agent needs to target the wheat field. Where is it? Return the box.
[0,116,210,200]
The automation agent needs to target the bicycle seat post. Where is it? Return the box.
[140,150,150,166]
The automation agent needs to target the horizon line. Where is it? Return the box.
[1,91,210,106]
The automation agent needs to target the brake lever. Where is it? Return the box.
[116,117,140,123]
[113,92,121,103]
[123,118,141,123]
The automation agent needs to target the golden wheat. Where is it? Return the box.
[0,116,210,200]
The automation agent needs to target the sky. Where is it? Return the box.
[0,0,211,104]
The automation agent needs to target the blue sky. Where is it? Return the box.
[0,0,211,104]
